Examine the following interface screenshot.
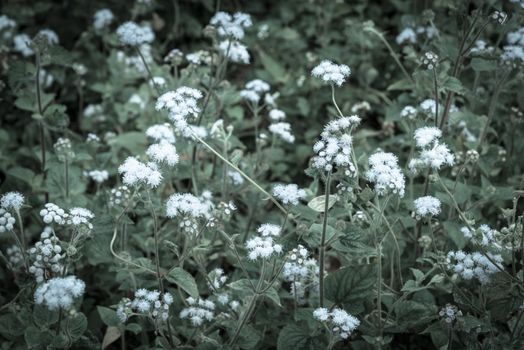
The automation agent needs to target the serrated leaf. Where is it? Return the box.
[66,313,87,340]
[325,265,376,305]
[165,267,199,298]
[307,195,338,213]
[277,323,311,350]
[258,50,287,83]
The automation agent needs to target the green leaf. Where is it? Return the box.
[166,267,199,298]
[97,306,121,327]
[258,50,287,83]
[442,76,466,95]
[325,265,376,305]
[307,195,338,213]
[470,58,497,71]
[102,326,121,349]
[277,323,311,350]
[65,313,87,340]
[33,305,59,326]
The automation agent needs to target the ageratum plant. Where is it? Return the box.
[0,1,523,349]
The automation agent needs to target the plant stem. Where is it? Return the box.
[331,84,344,118]
[376,242,383,344]
[64,158,69,200]
[433,68,439,127]
[35,52,48,202]
[319,171,332,308]
[364,26,414,84]
[136,46,161,96]
[189,130,287,214]
[147,191,164,292]
[477,71,508,150]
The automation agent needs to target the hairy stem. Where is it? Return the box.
[319,171,332,308]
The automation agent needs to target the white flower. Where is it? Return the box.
[165,193,210,219]
[366,151,406,197]
[180,297,215,326]
[417,143,455,170]
[228,170,245,186]
[13,34,33,56]
[128,94,145,110]
[414,196,441,217]
[28,228,63,282]
[0,15,16,39]
[311,60,351,86]
[396,27,417,45]
[313,307,360,340]
[86,169,109,183]
[400,105,417,120]
[34,276,85,310]
[311,116,360,175]
[37,29,59,45]
[156,87,203,135]
[219,40,250,64]
[147,141,179,167]
[414,126,442,148]
[269,122,295,143]
[151,76,166,87]
[118,157,163,188]
[126,289,173,322]
[269,109,286,121]
[67,208,95,229]
[419,99,439,117]
[210,11,252,39]
[461,224,502,249]
[446,251,503,284]
[1,192,24,211]
[116,21,155,46]
[146,124,176,143]
[93,9,114,30]
[313,307,330,321]
[39,203,68,225]
[273,184,306,206]
[0,208,16,233]
[246,224,283,260]
[186,50,212,65]
[240,79,270,103]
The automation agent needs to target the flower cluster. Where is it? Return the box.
[179,297,216,326]
[366,151,406,197]
[166,193,213,235]
[311,116,361,175]
[116,21,155,46]
[273,184,306,206]
[413,196,441,219]
[34,275,85,310]
[313,307,360,340]
[39,203,68,225]
[28,227,63,282]
[54,137,74,161]
[118,156,163,188]
[400,105,417,120]
[68,207,95,230]
[85,169,109,183]
[210,11,252,39]
[219,39,250,64]
[108,185,132,208]
[461,224,502,250]
[268,122,295,143]
[311,60,351,86]
[245,224,283,260]
[208,268,228,290]
[93,9,114,30]
[146,140,180,167]
[439,304,461,324]
[240,79,270,104]
[0,208,16,233]
[146,123,176,143]
[446,250,503,284]
[6,245,23,267]
[118,289,173,323]
[409,126,454,172]
[421,51,438,69]
[283,245,319,305]
[156,87,204,137]
[1,191,24,211]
